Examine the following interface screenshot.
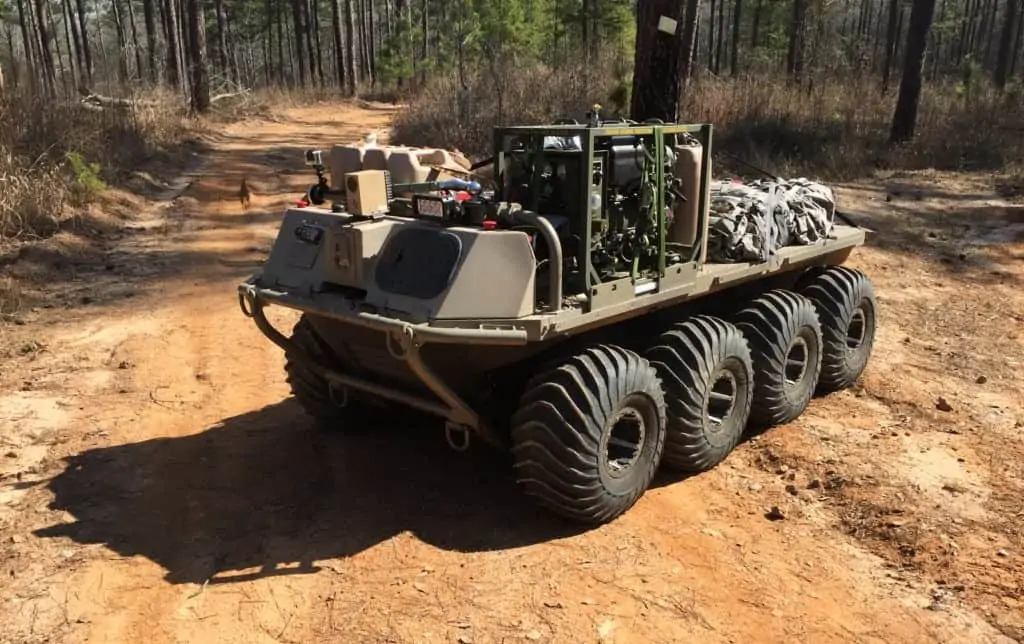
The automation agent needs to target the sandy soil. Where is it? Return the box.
[1,102,1022,644]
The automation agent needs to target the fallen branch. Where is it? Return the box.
[77,86,152,108]
[210,88,252,104]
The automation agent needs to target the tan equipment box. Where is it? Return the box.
[345,170,392,216]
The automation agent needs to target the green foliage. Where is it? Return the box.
[373,0,636,88]
[64,151,107,203]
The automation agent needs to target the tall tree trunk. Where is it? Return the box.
[126,0,145,79]
[17,0,38,92]
[277,0,288,85]
[185,0,209,111]
[301,0,317,85]
[5,24,18,89]
[419,0,427,84]
[715,0,725,73]
[74,0,92,82]
[142,0,159,83]
[890,0,938,142]
[708,0,716,71]
[630,0,687,122]
[60,0,77,84]
[995,0,1021,87]
[751,0,762,48]
[310,0,325,85]
[162,0,180,87]
[51,1,70,95]
[178,0,192,88]
[359,0,370,82]
[882,0,900,90]
[368,0,376,84]
[225,8,240,83]
[730,0,742,75]
[681,0,700,86]
[111,0,130,81]
[215,0,231,81]
[1011,1,1024,76]
[291,0,308,86]
[343,0,355,93]
[787,0,808,79]
[32,0,57,94]
[331,0,345,87]
[931,0,945,77]
[62,0,83,83]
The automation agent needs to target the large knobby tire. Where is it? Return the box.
[645,316,754,473]
[798,266,877,394]
[735,290,824,428]
[509,345,667,524]
[285,316,368,430]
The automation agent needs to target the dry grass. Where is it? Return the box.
[392,63,1024,183]
[0,88,192,243]
[391,52,630,156]
[0,88,197,319]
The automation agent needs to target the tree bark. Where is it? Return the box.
[344,0,356,93]
[162,0,180,87]
[630,0,687,122]
[419,0,427,84]
[331,0,346,87]
[890,0,938,142]
[75,0,92,82]
[291,0,308,86]
[1011,0,1024,77]
[368,0,376,84]
[995,0,1020,87]
[730,0,743,75]
[59,0,77,84]
[111,0,130,81]
[5,24,19,89]
[186,0,210,111]
[16,0,38,92]
[751,0,762,48]
[787,0,808,79]
[301,0,317,86]
[310,0,325,85]
[681,0,700,86]
[126,0,145,79]
[708,0,716,71]
[32,0,57,94]
[62,0,83,83]
[142,0,159,83]
[882,0,900,91]
[215,0,231,81]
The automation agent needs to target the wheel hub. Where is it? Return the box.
[705,368,738,429]
[604,407,646,477]
[846,307,867,350]
[784,336,810,391]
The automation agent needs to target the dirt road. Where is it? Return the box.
[1,102,1022,644]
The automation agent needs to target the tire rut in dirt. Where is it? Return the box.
[285,315,369,431]
[509,344,667,524]
[735,290,823,429]
[797,266,877,394]
[645,315,754,473]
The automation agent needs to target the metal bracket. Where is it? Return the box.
[445,422,472,452]
[240,283,506,450]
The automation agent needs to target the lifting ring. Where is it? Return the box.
[445,422,472,452]
[328,381,348,408]
[385,331,407,360]
[238,290,255,318]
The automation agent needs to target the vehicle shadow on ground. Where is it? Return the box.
[35,400,585,585]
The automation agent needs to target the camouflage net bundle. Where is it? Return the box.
[705,178,837,263]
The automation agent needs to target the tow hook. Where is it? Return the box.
[444,421,472,452]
